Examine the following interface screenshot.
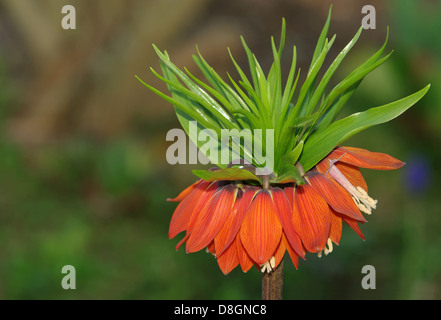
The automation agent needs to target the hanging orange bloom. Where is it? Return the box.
[168,146,405,275]
[140,8,429,288]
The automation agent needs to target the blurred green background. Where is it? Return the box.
[0,0,439,299]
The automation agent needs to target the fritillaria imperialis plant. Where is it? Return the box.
[137,8,429,299]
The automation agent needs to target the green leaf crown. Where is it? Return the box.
[137,6,430,185]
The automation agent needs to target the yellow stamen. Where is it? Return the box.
[260,256,276,273]
[318,238,334,257]
[329,165,378,215]
[351,187,377,215]
[324,238,333,255]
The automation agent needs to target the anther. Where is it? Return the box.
[329,165,378,215]
[260,256,276,273]
[324,238,333,255]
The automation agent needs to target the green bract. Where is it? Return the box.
[137,7,430,185]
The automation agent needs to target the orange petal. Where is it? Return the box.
[216,240,240,275]
[214,188,242,255]
[284,185,294,206]
[240,190,283,265]
[186,184,238,253]
[335,162,368,192]
[317,146,405,172]
[293,184,331,253]
[207,240,216,256]
[343,216,365,240]
[167,179,203,202]
[272,238,286,270]
[236,236,254,272]
[214,186,259,256]
[316,157,334,174]
[283,233,300,269]
[338,147,405,170]
[168,181,217,239]
[175,233,189,251]
[306,171,366,222]
[270,187,306,258]
[329,210,343,245]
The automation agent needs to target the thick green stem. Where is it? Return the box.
[261,260,284,300]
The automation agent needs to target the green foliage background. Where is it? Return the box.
[0,0,439,299]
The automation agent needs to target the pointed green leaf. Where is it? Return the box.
[309,5,333,74]
[279,140,304,168]
[136,75,218,132]
[280,46,298,120]
[299,84,430,171]
[272,164,304,185]
[193,49,252,113]
[303,27,363,117]
[153,45,237,130]
[240,36,260,93]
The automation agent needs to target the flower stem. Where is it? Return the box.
[261,260,284,300]
[262,174,270,190]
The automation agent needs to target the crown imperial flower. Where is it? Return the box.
[138,6,429,298]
